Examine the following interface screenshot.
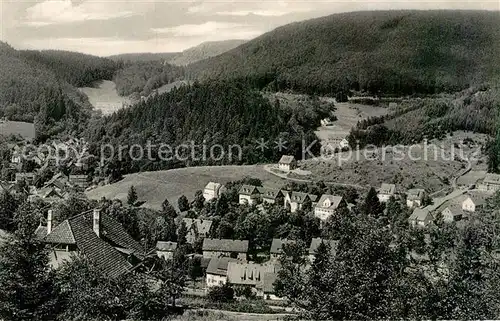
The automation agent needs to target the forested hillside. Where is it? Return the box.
[20,50,119,87]
[188,10,500,96]
[167,40,247,66]
[0,42,93,140]
[113,61,185,96]
[85,80,328,173]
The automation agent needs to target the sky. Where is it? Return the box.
[1,0,498,56]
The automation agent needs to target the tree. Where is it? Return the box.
[187,256,203,283]
[127,185,138,206]
[154,257,185,308]
[207,284,234,303]
[0,190,21,231]
[193,190,205,211]
[177,220,188,246]
[177,195,190,212]
[161,198,177,219]
[362,187,385,218]
[0,204,59,321]
[486,139,500,174]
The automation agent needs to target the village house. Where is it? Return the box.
[278,155,297,172]
[479,173,500,192]
[202,238,249,261]
[39,209,145,278]
[314,194,346,221]
[442,205,465,223]
[283,191,318,213]
[270,238,294,261]
[68,174,90,189]
[205,257,238,288]
[462,193,488,213]
[156,241,178,260]
[258,187,284,205]
[226,262,279,294]
[308,238,339,263]
[182,218,213,244]
[239,185,261,205]
[408,208,433,227]
[377,183,396,203]
[406,189,426,208]
[43,173,69,193]
[203,182,224,202]
[29,186,67,204]
[15,172,35,185]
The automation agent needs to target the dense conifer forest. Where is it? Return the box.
[188,10,500,96]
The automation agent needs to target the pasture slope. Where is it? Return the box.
[85,165,286,210]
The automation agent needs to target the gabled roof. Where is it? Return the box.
[257,187,283,200]
[226,262,277,286]
[284,191,318,204]
[315,194,344,210]
[279,155,296,164]
[442,205,466,217]
[379,183,396,195]
[308,238,339,256]
[206,257,238,276]
[409,208,432,222]
[183,218,213,235]
[43,210,145,278]
[407,189,425,201]
[204,182,222,192]
[270,238,294,255]
[464,192,489,207]
[34,226,48,241]
[484,173,500,185]
[202,238,249,253]
[239,185,260,196]
[156,241,177,252]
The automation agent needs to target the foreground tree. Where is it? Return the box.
[0,204,59,321]
[177,195,190,212]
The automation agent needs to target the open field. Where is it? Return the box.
[315,102,390,142]
[86,165,286,210]
[0,121,35,140]
[297,142,466,193]
[79,80,130,115]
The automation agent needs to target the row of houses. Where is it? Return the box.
[409,191,492,227]
[204,238,336,300]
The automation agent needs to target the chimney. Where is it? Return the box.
[47,209,53,235]
[93,208,101,237]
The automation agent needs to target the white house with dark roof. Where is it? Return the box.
[377,183,396,203]
[205,257,238,288]
[41,208,144,278]
[156,241,177,260]
[406,188,426,208]
[408,208,433,227]
[462,193,488,213]
[479,173,500,192]
[239,185,261,205]
[203,182,224,202]
[258,187,284,205]
[278,155,297,172]
[202,238,249,261]
[314,194,346,221]
[283,191,318,213]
